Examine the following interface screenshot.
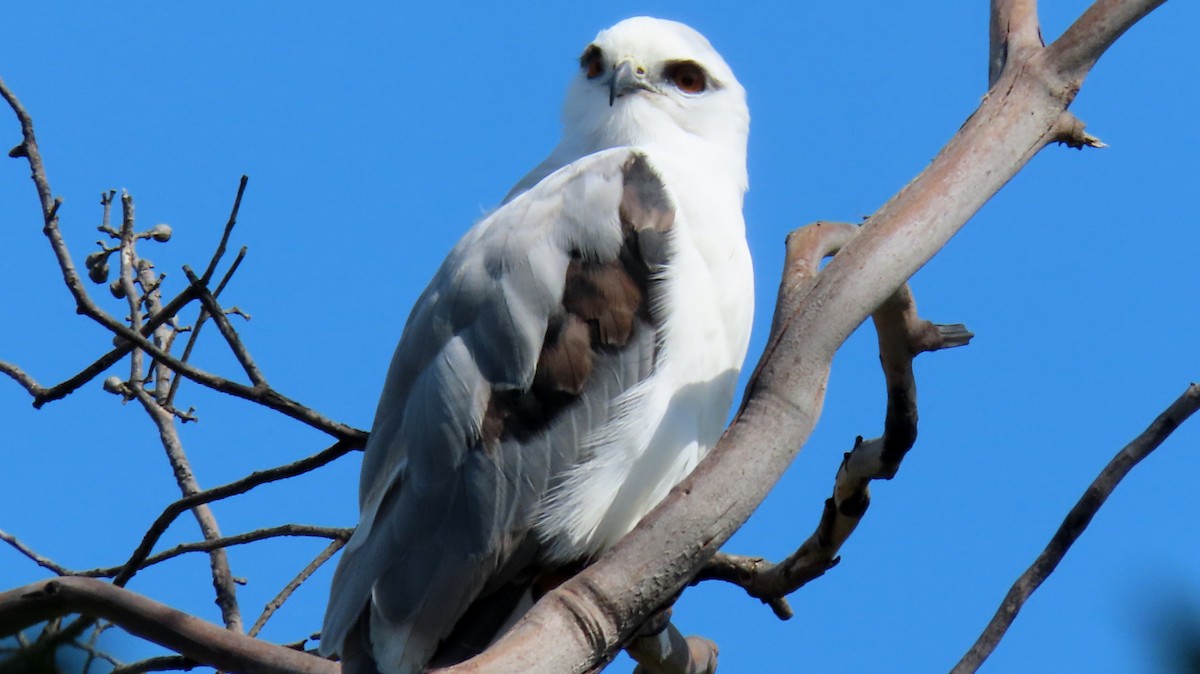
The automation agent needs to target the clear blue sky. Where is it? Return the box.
[2,3,1198,673]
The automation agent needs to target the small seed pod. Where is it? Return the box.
[102,376,124,394]
[109,280,126,299]
[149,224,172,242]
[88,261,110,284]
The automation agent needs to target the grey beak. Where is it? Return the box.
[609,60,654,106]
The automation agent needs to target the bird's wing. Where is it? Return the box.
[320,147,675,673]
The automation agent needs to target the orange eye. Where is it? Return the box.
[665,61,706,94]
[580,45,604,80]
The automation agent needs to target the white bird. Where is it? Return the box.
[321,16,753,674]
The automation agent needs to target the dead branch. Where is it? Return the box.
[111,439,358,588]
[0,577,337,674]
[74,525,352,579]
[951,383,1200,673]
[110,654,198,674]
[126,385,242,633]
[697,279,972,618]
[0,529,73,576]
[166,246,248,409]
[181,264,267,387]
[0,80,363,440]
[247,539,347,638]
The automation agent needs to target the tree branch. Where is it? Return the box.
[0,577,337,674]
[247,539,347,639]
[127,384,243,633]
[989,0,1043,87]
[75,525,352,579]
[696,281,971,618]
[951,383,1200,673]
[111,439,358,588]
[0,529,73,576]
[1047,0,1166,79]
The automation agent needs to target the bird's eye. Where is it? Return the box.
[580,45,604,80]
[664,61,707,94]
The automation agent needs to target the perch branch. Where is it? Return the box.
[951,383,1200,673]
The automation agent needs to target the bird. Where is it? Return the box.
[320,16,753,674]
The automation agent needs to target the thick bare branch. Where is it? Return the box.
[989,0,1043,87]
[952,383,1200,673]
[1047,0,1166,79]
[0,577,337,674]
[110,654,197,674]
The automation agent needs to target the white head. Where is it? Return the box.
[508,17,749,201]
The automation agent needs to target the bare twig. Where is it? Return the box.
[76,525,351,579]
[0,528,73,575]
[166,246,247,408]
[110,654,198,674]
[0,283,202,406]
[247,538,348,638]
[0,78,360,441]
[952,383,1200,673]
[182,265,267,387]
[112,439,358,588]
[200,176,248,286]
[126,384,243,633]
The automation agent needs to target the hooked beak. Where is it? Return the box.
[609,60,656,106]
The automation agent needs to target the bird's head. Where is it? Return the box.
[559,17,749,180]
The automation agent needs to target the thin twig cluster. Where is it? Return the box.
[0,76,365,672]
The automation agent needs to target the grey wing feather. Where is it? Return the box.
[320,147,672,673]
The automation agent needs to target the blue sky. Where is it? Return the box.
[2,3,1198,673]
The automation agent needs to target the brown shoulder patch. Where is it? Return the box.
[533,314,593,395]
[620,154,675,236]
[562,256,642,347]
[478,153,675,450]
